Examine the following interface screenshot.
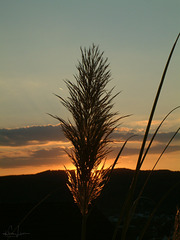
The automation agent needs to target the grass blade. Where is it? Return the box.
[112,33,180,240]
[138,180,180,240]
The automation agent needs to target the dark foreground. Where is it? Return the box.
[0,168,180,240]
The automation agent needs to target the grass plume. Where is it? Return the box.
[50,44,129,239]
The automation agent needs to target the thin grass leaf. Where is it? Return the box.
[121,127,180,239]
[10,185,64,240]
[106,135,136,184]
[121,33,180,240]
[172,208,180,240]
[112,33,180,240]
[137,33,180,171]
[87,135,135,219]
[138,180,180,240]
[122,108,180,226]
[140,106,180,170]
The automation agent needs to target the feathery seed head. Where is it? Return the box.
[52,44,120,215]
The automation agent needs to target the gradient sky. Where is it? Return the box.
[0,0,180,176]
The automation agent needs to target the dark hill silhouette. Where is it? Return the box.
[0,168,180,239]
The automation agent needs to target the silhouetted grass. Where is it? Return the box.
[50,44,130,240]
[5,34,177,240]
[48,33,180,240]
[112,33,180,240]
[173,208,180,240]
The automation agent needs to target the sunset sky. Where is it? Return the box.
[0,1,180,176]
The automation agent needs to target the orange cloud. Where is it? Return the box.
[0,124,179,176]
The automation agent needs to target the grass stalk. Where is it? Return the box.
[50,44,130,240]
[81,214,88,240]
[112,33,180,240]
[122,110,180,227]
[122,127,180,240]
[138,181,180,240]
[172,208,180,240]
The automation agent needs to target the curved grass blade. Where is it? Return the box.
[139,106,180,170]
[106,135,136,184]
[120,127,180,239]
[138,180,180,240]
[10,186,63,240]
[137,33,180,171]
[87,135,136,218]
[112,33,180,240]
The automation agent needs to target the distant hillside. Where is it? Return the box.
[0,170,69,204]
[1,168,179,212]
[0,168,180,240]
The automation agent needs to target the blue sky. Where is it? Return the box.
[0,1,180,175]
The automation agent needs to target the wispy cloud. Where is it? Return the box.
[0,124,68,146]
[0,125,179,171]
[0,147,68,169]
[111,127,180,143]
